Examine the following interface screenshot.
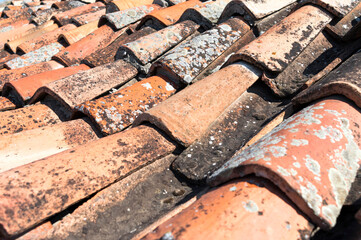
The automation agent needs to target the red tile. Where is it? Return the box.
[74,76,177,135]
[106,0,154,13]
[52,24,123,66]
[0,23,37,49]
[71,8,106,25]
[300,0,360,17]
[134,62,261,146]
[0,125,176,237]
[0,60,63,91]
[226,5,332,72]
[209,98,361,229]
[59,20,99,45]
[3,64,90,106]
[51,1,86,11]
[17,222,52,240]
[0,96,16,111]
[17,23,77,54]
[0,118,99,173]
[141,177,313,240]
[30,60,137,111]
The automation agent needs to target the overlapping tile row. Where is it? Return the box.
[0,0,360,239]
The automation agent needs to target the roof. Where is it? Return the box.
[0,0,360,239]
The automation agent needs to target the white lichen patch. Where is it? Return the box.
[277,166,290,177]
[290,139,309,146]
[304,155,321,176]
[229,186,237,192]
[322,204,339,227]
[300,181,322,215]
[293,162,301,168]
[242,200,259,213]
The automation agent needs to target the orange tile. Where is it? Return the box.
[17,23,77,54]
[0,125,176,237]
[52,2,105,26]
[51,1,86,11]
[0,23,37,48]
[58,20,99,45]
[226,5,332,72]
[141,177,313,240]
[106,0,153,13]
[300,0,359,17]
[0,103,61,136]
[53,24,124,66]
[138,0,201,28]
[0,18,30,33]
[30,60,137,110]
[71,8,106,26]
[2,7,33,19]
[5,21,58,53]
[0,52,18,69]
[0,96,16,111]
[209,98,361,229]
[30,8,59,26]
[0,60,63,90]
[135,62,261,147]
[75,76,177,135]
[0,118,99,173]
[3,64,90,106]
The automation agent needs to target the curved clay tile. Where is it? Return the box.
[100,4,161,30]
[0,118,99,173]
[51,0,86,11]
[52,24,123,66]
[299,0,361,17]
[226,5,332,73]
[219,0,296,25]
[83,26,156,67]
[15,222,52,240]
[52,2,105,26]
[294,50,361,109]
[0,96,16,111]
[134,62,261,147]
[17,23,77,54]
[58,20,99,45]
[71,8,106,26]
[326,1,361,40]
[117,20,199,70]
[141,177,313,240]
[0,23,37,48]
[106,0,154,13]
[138,0,201,29]
[172,83,290,184]
[0,52,18,69]
[0,18,30,34]
[0,60,63,90]
[0,125,176,237]
[150,17,251,84]
[209,97,361,229]
[2,7,33,19]
[30,8,60,26]
[30,60,137,111]
[4,42,64,69]
[5,21,58,53]
[3,64,90,106]
[0,103,61,136]
[74,76,177,135]
[178,0,231,30]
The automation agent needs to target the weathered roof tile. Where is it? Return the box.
[299,0,361,17]
[59,20,99,45]
[105,0,154,13]
[71,8,106,26]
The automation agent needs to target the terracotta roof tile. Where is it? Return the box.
[71,8,106,26]
[226,5,332,73]
[326,1,361,40]
[4,42,64,69]
[141,177,313,240]
[150,17,251,84]
[52,24,123,66]
[0,96,16,111]
[83,25,156,67]
[4,20,58,53]
[30,8,60,26]
[0,50,17,68]
[209,98,361,229]
[0,60,63,90]
[105,0,154,13]
[0,125,176,237]
[74,75,177,135]
[294,49,361,109]
[300,0,361,17]
[58,20,99,45]
[172,82,290,184]
[0,118,99,173]
[2,64,90,106]
[219,0,296,25]
[17,23,77,54]
[117,20,199,73]
[30,60,137,111]
[0,103,61,136]
[16,221,53,240]
[178,0,231,29]
[2,7,33,19]
[51,0,86,11]
[0,23,37,48]
[135,62,261,146]
[138,0,201,29]
[101,4,161,30]
[52,1,105,26]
